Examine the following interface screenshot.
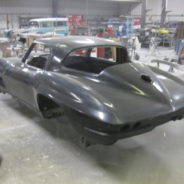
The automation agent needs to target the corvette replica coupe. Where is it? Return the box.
[1,36,184,146]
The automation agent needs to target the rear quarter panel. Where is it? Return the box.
[36,71,115,123]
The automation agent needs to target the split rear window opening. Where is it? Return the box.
[62,46,129,74]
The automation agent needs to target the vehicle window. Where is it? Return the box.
[29,21,39,28]
[54,21,67,27]
[27,56,48,69]
[90,47,117,62]
[29,43,51,56]
[41,21,52,28]
[64,46,121,74]
[63,48,89,71]
[71,49,88,56]
[25,43,51,69]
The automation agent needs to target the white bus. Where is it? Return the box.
[29,17,69,35]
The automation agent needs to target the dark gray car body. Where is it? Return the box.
[1,36,184,145]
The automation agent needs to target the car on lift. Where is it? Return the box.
[1,36,184,146]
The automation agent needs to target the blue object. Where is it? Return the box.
[176,39,184,55]
[108,17,133,37]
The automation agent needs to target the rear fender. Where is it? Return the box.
[36,75,117,124]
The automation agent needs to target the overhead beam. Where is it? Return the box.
[52,0,58,17]
[109,0,141,2]
[91,0,141,2]
[141,0,146,28]
[160,0,171,27]
[160,0,166,27]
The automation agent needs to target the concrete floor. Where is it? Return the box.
[1,93,184,184]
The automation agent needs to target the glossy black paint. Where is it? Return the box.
[1,36,184,145]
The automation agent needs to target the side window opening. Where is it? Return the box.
[90,47,117,62]
[41,21,53,28]
[27,56,48,69]
[64,46,124,74]
[64,48,90,72]
[25,43,51,69]
[54,21,67,27]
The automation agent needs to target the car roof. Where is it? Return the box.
[36,36,123,54]
[30,17,68,22]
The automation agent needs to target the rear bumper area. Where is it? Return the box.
[76,108,184,145]
[83,125,154,145]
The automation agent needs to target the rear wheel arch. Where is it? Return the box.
[37,94,62,118]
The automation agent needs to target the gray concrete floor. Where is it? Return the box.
[1,94,184,184]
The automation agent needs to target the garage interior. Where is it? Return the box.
[1,0,184,184]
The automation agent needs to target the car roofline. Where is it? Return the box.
[35,36,122,48]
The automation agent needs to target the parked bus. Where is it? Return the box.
[29,17,69,35]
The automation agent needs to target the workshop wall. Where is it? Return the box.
[131,0,184,23]
[0,0,136,29]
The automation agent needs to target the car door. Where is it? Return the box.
[3,43,49,108]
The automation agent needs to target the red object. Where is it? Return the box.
[96,32,105,57]
[181,48,184,55]
[133,18,141,26]
[133,18,141,29]
[107,27,114,36]
[97,48,105,58]
[75,49,86,55]
[70,25,75,35]
[68,15,86,35]
[68,15,85,25]
[96,33,104,38]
